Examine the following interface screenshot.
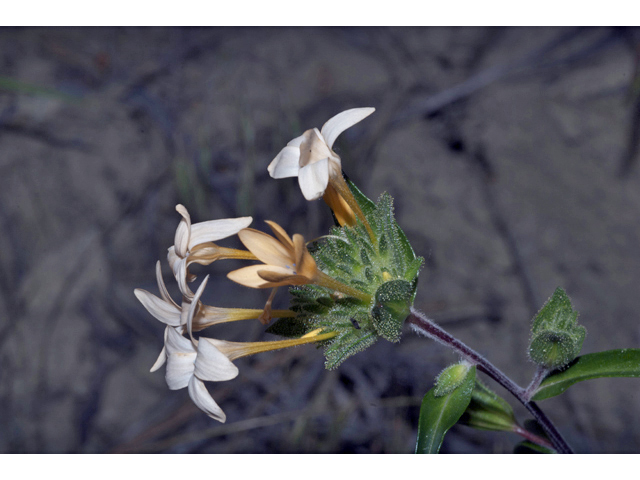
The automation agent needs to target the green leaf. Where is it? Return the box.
[533,348,640,401]
[459,380,518,432]
[346,177,377,222]
[415,366,476,454]
[265,316,312,338]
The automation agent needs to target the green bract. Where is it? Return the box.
[528,288,586,370]
[267,180,423,369]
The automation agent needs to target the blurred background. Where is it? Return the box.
[1,26,640,453]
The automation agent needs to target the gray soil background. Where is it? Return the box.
[1,26,639,453]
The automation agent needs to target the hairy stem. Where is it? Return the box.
[407,308,573,454]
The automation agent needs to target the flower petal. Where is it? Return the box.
[287,133,306,147]
[134,288,181,326]
[237,228,292,267]
[188,376,227,423]
[257,267,295,283]
[155,261,179,308]
[320,107,375,150]
[189,217,253,249]
[150,330,167,373]
[195,338,240,381]
[227,265,274,288]
[268,146,301,179]
[150,347,166,372]
[165,324,195,354]
[298,128,332,168]
[172,257,193,299]
[186,275,209,342]
[298,157,330,201]
[264,220,294,249]
[227,265,299,288]
[292,234,318,279]
[174,204,191,258]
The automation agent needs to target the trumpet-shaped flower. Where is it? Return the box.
[168,204,254,297]
[226,221,318,288]
[227,221,372,303]
[149,273,336,422]
[162,275,239,422]
[268,108,375,201]
[135,261,294,371]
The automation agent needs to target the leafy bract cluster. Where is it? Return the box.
[529,288,586,370]
[267,180,424,369]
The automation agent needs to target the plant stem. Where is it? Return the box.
[524,366,550,402]
[407,307,574,454]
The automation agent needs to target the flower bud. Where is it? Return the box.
[434,361,475,397]
[528,288,586,370]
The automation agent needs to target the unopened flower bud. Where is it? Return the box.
[528,288,586,370]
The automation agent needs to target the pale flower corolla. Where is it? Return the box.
[135,261,276,372]
[226,221,318,289]
[268,107,375,201]
[163,275,239,423]
[168,204,252,297]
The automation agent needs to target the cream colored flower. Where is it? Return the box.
[164,275,239,422]
[168,204,253,297]
[226,221,319,288]
[227,221,372,303]
[268,108,375,201]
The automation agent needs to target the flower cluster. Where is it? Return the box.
[136,107,422,422]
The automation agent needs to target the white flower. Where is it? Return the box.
[168,204,252,297]
[268,107,375,201]
[164,275,239,422]
[135,261,274,372]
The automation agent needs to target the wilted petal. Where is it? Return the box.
[189,217,253,248]
[227,264,275,288]
[195,338,240,381]
[188,376,227,422]
[268,146,301,179]
[227,264,291,288]
[134,289,181,326]
[265,221,294,249]
[238,228,292,267]
[174,205,191,258]
[320,107,375,149]
[292,234,318,279]
[257,267,297,283]
[298,157,330,201]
